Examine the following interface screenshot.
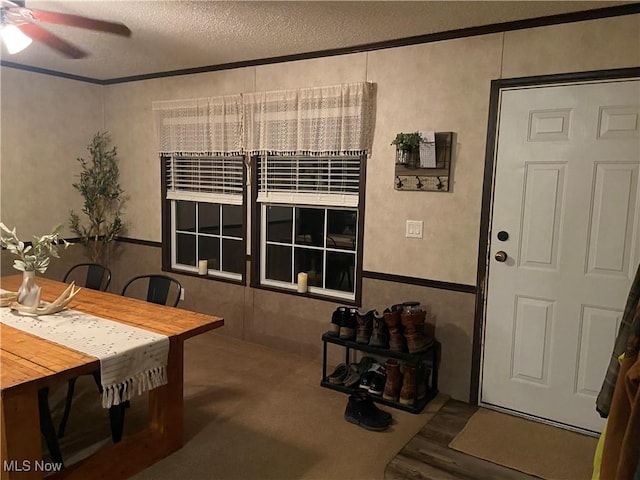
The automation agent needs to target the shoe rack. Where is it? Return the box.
[320,332,440,414]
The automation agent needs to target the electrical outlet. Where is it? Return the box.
[180,288,185,301]
[406,220,423,239]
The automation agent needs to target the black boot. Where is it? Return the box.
[368,311,389,349]
[344,391,392,431]
[339,307,358,341]
[329,306,347,336]
[356,309,374,344]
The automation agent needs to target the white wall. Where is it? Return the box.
[101,14,640,286]
[0,69,103,240]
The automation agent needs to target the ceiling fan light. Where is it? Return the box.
[1,24,32,54]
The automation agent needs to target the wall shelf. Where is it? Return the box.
[394,132,454,192]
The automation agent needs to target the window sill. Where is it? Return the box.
[163,267,246,287]
[250,282,360,306]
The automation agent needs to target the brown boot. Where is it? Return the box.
[382,359,402,402]
[401,310,428,354]
[399,363,427,405]
[383,306,405,352]
[399,363,416,405]
[368,311,389,349]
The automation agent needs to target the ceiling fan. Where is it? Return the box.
[0,0,130,58]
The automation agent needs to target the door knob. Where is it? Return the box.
[495,251,508,262]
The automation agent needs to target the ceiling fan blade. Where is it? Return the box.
[27,9,131,37]
[17,23,87,58]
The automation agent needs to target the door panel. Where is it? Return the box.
[576,307,622,396]
[519,162,566,269]
[512,296,553,384]
[482,79,640,433]
[587,163,638,276]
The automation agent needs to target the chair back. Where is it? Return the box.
[121,274,182,307]
[63,263,111,292]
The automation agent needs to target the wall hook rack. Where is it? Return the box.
[394,132,454,192]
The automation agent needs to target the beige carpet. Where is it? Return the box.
[46,331,448,479]
[449,408,598,480]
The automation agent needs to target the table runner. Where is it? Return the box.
[0,303,169,408]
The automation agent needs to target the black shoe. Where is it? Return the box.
[368,311,389,349]
[367,372,386,396]
[356,310,374,344]
[360,361,387,396]
[339,308,358,341]
[359,371,374,391]
[329,307,347,336]
[351,390,392,424]
[344,392,391,431]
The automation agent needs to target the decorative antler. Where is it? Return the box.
[9,282,81,316]
[0,291,18,307]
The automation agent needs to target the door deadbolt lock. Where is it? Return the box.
[497,231,509,241]
[495,251,508,262]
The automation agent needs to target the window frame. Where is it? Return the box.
[250,154,366,305]
[161,155,247,285]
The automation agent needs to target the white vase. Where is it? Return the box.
[18,270,41,307]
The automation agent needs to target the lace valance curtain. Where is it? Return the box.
[152,95,243,156]
[152,82,375,156]
[244,82,375,156]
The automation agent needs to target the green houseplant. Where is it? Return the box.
[69,132,126,265]
[391,132,423,151]
[392,132,423,168]
[0,223,70,306]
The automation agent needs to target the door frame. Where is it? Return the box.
[470,66,640,405]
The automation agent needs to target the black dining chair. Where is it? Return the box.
[39,388,65,468]
[121,274,182,307]
[58,274,181,443]
[63,263,112,292]
[56,263,112,439]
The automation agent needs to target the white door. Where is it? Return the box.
[482,79,640,433]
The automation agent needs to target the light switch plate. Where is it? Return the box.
[406,220,423,238]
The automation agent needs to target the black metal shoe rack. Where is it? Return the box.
[320,332,440,414]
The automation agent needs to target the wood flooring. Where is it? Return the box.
[385,399,539,480]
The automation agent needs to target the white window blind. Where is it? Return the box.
[257,155,360,207]
[166,156,244,205]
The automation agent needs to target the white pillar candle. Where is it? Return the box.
[297,272,308,293]
[198,260,208,275]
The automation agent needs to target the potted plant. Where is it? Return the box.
[392,132,423,168]
[69,132,126,266]
[0,223,70,306]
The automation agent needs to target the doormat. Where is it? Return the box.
[449,408,598,480]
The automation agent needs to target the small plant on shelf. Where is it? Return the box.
[392,132,423,168]
[391,132,423,152]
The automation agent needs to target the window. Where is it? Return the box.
[164,155,245,281]
[155,83,374,292]
[256,155,363,301]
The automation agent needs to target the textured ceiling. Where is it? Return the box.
[0,1,636,81]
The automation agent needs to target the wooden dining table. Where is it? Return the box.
[0,274,224,480]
